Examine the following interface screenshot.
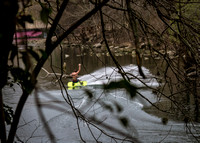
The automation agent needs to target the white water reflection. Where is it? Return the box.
[80,64,159,88]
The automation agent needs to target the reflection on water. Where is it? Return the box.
[45,45,158,76]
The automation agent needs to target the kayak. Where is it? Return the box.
[67,81,87,90]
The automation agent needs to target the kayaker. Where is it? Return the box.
[70,64,81,83]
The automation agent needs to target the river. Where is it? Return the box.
[3,45,200,142]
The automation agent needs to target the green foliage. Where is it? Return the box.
[39,3,52,24]
[178,0,200,23]
[169,0,200,42]
[104,80,137,99]
[39,49,48,59]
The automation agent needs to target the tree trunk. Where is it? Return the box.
[0,0,18,142]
